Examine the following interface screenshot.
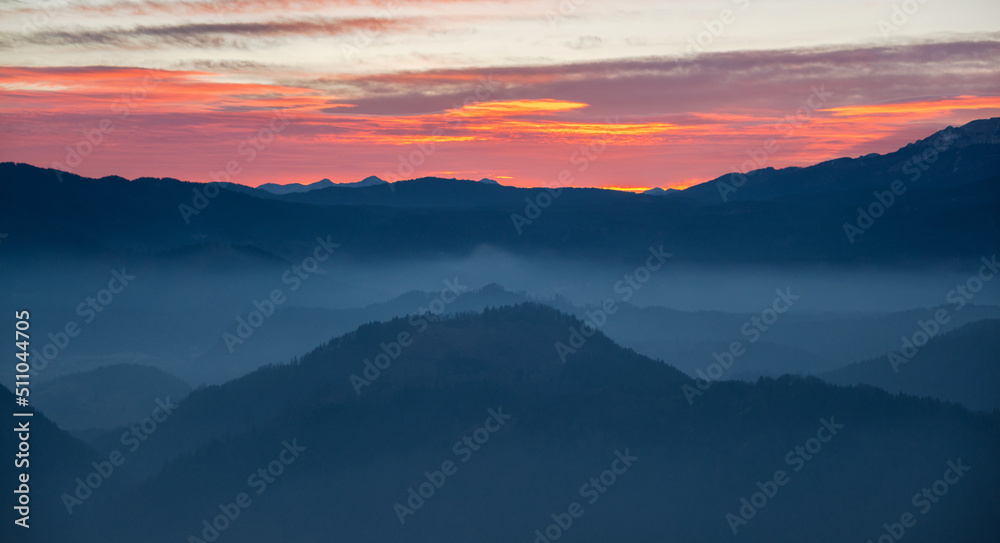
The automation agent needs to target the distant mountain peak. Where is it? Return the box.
[349,175,389,187]
[905,116,1000,151]
[478,177,501,185]
[257,176,387,194]
[257,179,334,194]
[642,187,681,196]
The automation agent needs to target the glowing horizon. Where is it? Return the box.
[1,1,998,190]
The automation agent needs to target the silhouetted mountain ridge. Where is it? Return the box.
[680,117,1000,203]
[823,319,1000,411]
[81,303,686,482]
[46,305,1000,543]
[2,157,997,266]
[32,364,192,432]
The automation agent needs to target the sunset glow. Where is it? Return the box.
[1,1,998,189]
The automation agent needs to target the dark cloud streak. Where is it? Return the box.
[290,38,1000,117]
[2,16,417,49]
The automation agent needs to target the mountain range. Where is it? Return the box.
[4,305,999,543]
[2,119,998,268]
[1,118,998,543]
[256,176,388,194]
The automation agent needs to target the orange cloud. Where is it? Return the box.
[447,99,589,117]
[2,65,999,191]
[821,95,1000,118]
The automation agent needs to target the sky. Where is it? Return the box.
[1,0,999,190]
